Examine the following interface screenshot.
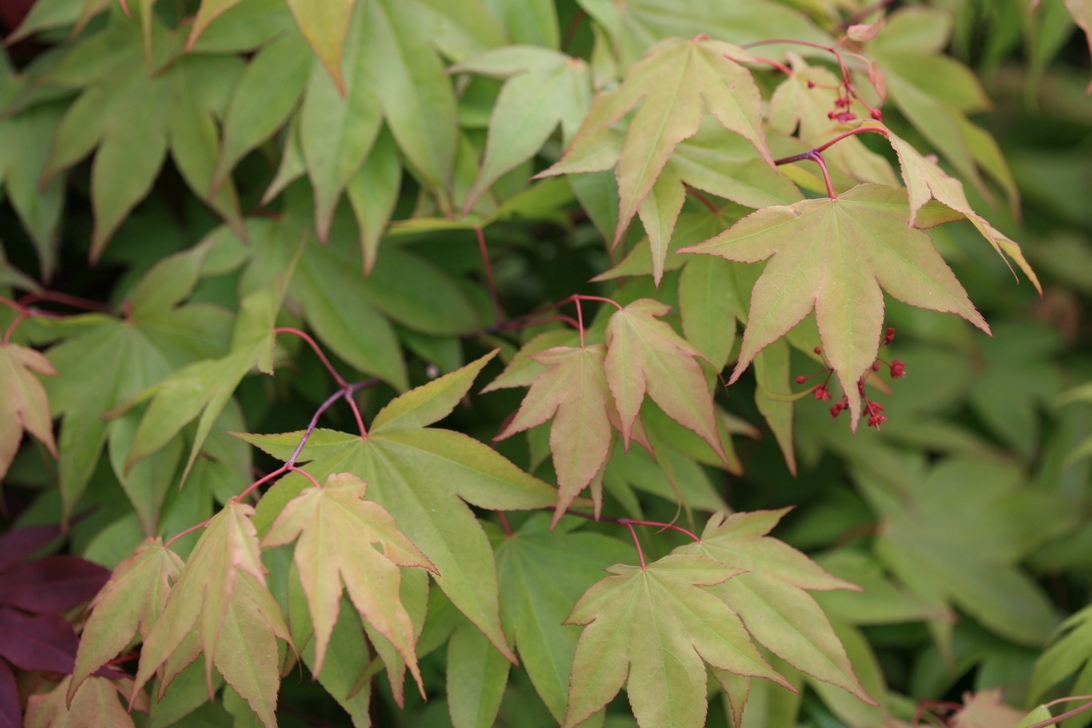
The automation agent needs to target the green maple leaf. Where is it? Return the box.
[562,553,793,728]
[69,538,185,703]
[450,46,593,215]
[27,675,143,728]
[261,471,438,686]
[0,343,57,480]
[489,514,635,722]
[604,298,727,464]
[852,453,1061,650]
[680,183,989,428]
[239,351,557,662]
[676,510,874,706]
[540,36,771,250]
[42,12,243,259]
[575,0,829,69]
[132,500,291,728]
[1030,603,1092,707]
[495,345,616,524]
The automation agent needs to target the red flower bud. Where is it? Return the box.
[889,360,906,379]
[871,362,881,371]
[795,375,807,384]
[870,108,883,121]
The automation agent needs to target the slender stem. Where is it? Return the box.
[561,9,588,53]
[497,511,513,537]
[1023,698,1092,728]
[617,518,700,542]
[751,56,793,75]
[494,313,583,334]
[2,312,28,346]
[274,327,349,388]
[19,290,114,314]
[686,187,719,214]
[238,463,291,502]
[290,465,322,490]
[475,226,504,326]
[575,297,586,348]
[165,517,212,549]
[625,522,646,569]
[573,294,624,312]
[812,125,889,154]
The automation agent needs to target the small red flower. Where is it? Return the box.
[867,413,887,429]
[814,385,831,401]
[871,362,881,371]
[882,327,896,345]
[795,375,808,384]
[889,360,906,379]
[865,401,884,415]
[830,400,848,418]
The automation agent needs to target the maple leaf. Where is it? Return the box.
[262,472,438,686]
[490,515,635,722]
[604,298,727,465]
[69,538,184,703]
[870,121,1041,293]
[680,184,989,428]
[949,688,1026,728]
[495,345,616,524]
[132,500,292,728]
[562,553,793,728]
[539,36,771,248]
[26,675,145,728]
[0,343,57,480]
[239,351,557,664]
[676,510,874,705]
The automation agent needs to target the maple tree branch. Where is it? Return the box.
[475,226,504,326]
[274,327,349,388]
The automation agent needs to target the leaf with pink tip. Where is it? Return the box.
[262,472,437,685]
[286,0,357,94]
[131,501,291,728]
[604,299,726,465]
[495,345,615,525]
[0,343,57,480]
[680,184,988,429]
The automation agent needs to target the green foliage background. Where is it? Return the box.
[1,0,1092,726]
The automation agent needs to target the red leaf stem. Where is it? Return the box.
[274,327,349,388]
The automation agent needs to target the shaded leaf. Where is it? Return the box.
[27,675,140,728]
[0,555,108,614]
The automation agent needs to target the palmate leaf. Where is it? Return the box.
[868,121,1041,293]
[680,184,989,428]
[132,501,291,728]
[604,298,726,464]
[69,538,184,703]
[27,676,143,728]
[43,12,244,259]
[562,553,793,728]
[495,345,616,524]
[539,36,771,249]
[490,515,635,723]
[0,343,58,480]
[677,510,874,706]
[240,352,557,663]
[261,472,438,684]
[450,46,593,214]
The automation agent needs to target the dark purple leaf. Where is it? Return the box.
[0,526,60,572]
[0,556,109,613]
[0,659,18,728]
[0,608,76,674]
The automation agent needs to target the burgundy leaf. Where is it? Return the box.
[0,556,109,613]
[0,608,76,674]
[0,526,60,572]
[0,659,18,728]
